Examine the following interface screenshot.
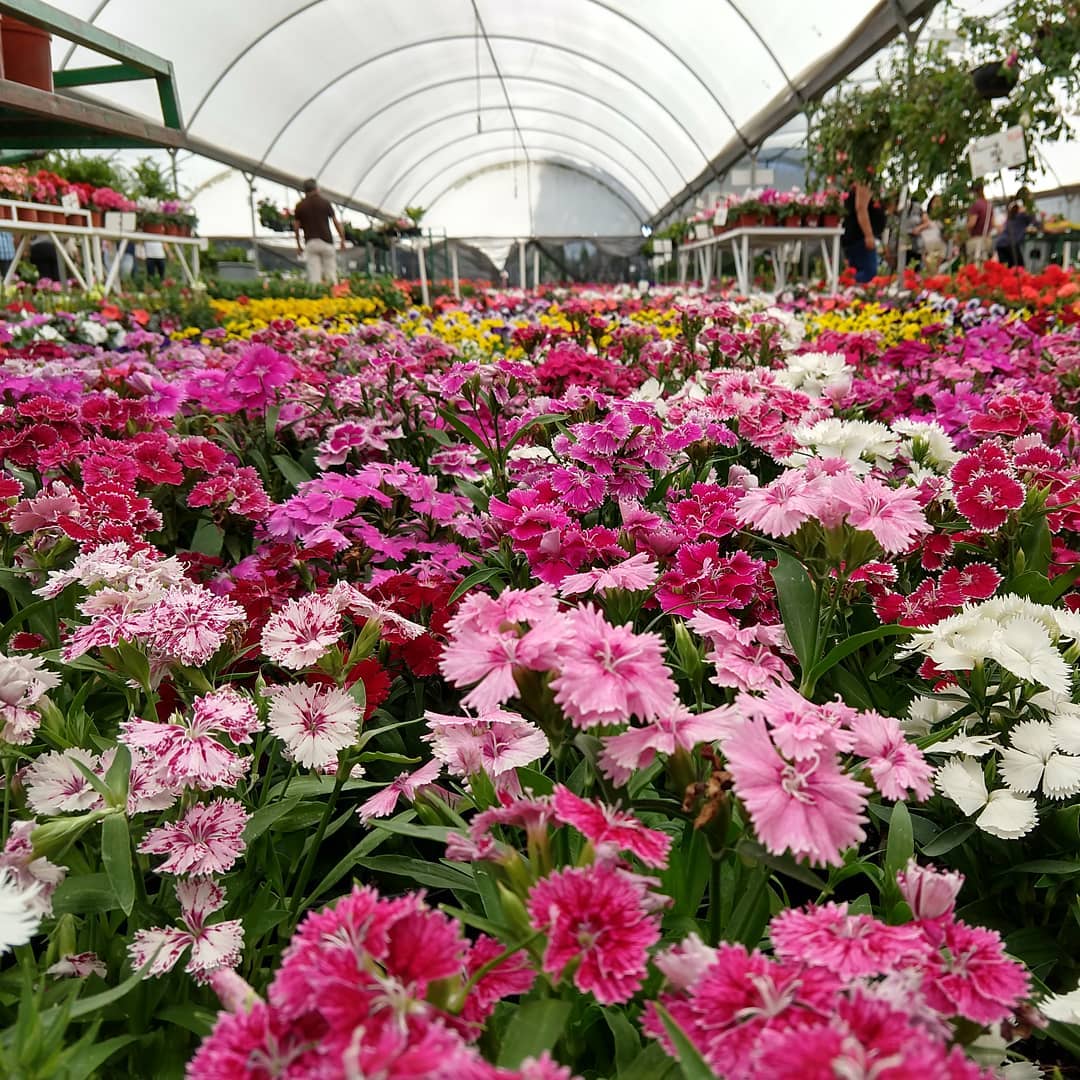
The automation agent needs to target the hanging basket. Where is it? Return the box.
[1,17,54,92]
[971,61,1017,100]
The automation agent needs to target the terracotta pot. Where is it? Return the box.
[0,205,11,220]
[20,208,37,223]
[782,214,801,228]
[66,213,84,226]
[804,215,819,228]
[144,222,165,234]
[180,224,192,237]
[91,211,104,228]
[737,213,758,228]
[822,214,840,228]
[760,213,778,227]
[1,18,54,92]
[50,210,66,224]
[164,222,180,236]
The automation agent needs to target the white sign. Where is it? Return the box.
[655,238,673,255]
[60,192,80,213]
[969,126,1027,176]
[730,169,751,188]
[713,205,728,227]
[104,212,123,232]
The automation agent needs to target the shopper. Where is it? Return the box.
[294,178,346,284]
[994,199,1035,268]
[965,180,993,266]
[842,181,886,283]
[903,193,925,269]
[912,195,946,274]
[0,230,14,279]
[144,238,166,280]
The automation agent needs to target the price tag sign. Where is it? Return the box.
[969,126,1028,176]
[61,192,80,213]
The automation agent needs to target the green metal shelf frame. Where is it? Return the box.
[0,0,182,132]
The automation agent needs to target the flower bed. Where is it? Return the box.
[0,284,1078,1076]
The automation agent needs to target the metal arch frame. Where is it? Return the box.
[318,74,687,189]
[721,0,805,107]
[419,157,639,222]
[346,105,671,207]
[374,122,666,212]
[251,35,717,174]
[388,131,656,216]
[94,0,746,159]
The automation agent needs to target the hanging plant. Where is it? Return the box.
[971,57,1019,100]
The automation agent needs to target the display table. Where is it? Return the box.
[0,199,205,294]
[678,226,844,296]
[1040,231,1080,271]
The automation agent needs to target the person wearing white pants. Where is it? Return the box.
[293,178,345,284]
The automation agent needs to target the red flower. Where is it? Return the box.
[954,471,1025,532]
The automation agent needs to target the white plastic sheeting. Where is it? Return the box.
[47,0,890,232]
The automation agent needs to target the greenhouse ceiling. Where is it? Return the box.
[42,0,940,226]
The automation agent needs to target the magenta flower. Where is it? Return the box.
[528,865,660,1003]
[921,918,1029,1025]
[357,759,442,822]
[550,605,676,728]
[598,705,732,785]
[552,785,671,868]
[849,711,933,801]
[769,903,929,979]
[138,798,249,875]
[423,708,547,782]
[559,553,658,596]
[896,858,963,921]
[722,718,868,866]
[838,476,929,553]
[954,470,1025,532]
[736,474,816,537]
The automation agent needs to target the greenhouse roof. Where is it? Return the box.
[40,0,941,227]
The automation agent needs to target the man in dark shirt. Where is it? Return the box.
[293,178,345,284]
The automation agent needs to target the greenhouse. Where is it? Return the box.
[0,1,1079,1077]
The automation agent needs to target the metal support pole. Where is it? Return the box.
[450,244,460,299]
[532,245,540,288]
[168,148,180,196]
[417,242,430,308]
[243,172,259,272]
[518,238,526,289]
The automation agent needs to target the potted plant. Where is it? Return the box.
[0,165,28,220]
[971,53,1019,99]
[822,190,845,228]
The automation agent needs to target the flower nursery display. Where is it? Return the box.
[1,274,1080,1080]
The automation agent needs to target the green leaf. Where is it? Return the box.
[604,1007,642,1074]
[103,743,131,808]
[617,1042,681,1080]
[449,566,505,605]
[156,1004,217,1038]
[456,478,490,513]
[264,403,282,444]
[496,999,572,1068]
[437,409,498,468]
[885,801,914,883]
[920,822,976,857]
[1020,514,1052,575]
[802,624,912,695]
[64,1034,140,1080]
[725,865,770,947]
[63,957,150,1020]
[504,412,566,452]
[353,855,478,893]
[653,1004,717,1080]
[770,549,817,672]
[101,814,135,917]
[735,840,828,892]
[1002,859,1080,876]
[0,598,56,648]
[370,816,450,843]
[190,519,225,557]
[272,453,313,490]
[51,873,120,916]
[244,797,302,842]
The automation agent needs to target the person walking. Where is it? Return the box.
[965,180,993,266]
[0,230,14,280]
[294,179,346,284]
[994,198,1036,268]
[912,195,946,274]
[144,238,166,280]
[842,180,886,283]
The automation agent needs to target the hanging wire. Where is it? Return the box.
[475,12,482,133]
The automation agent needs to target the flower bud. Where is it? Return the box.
[896,857,962,920]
